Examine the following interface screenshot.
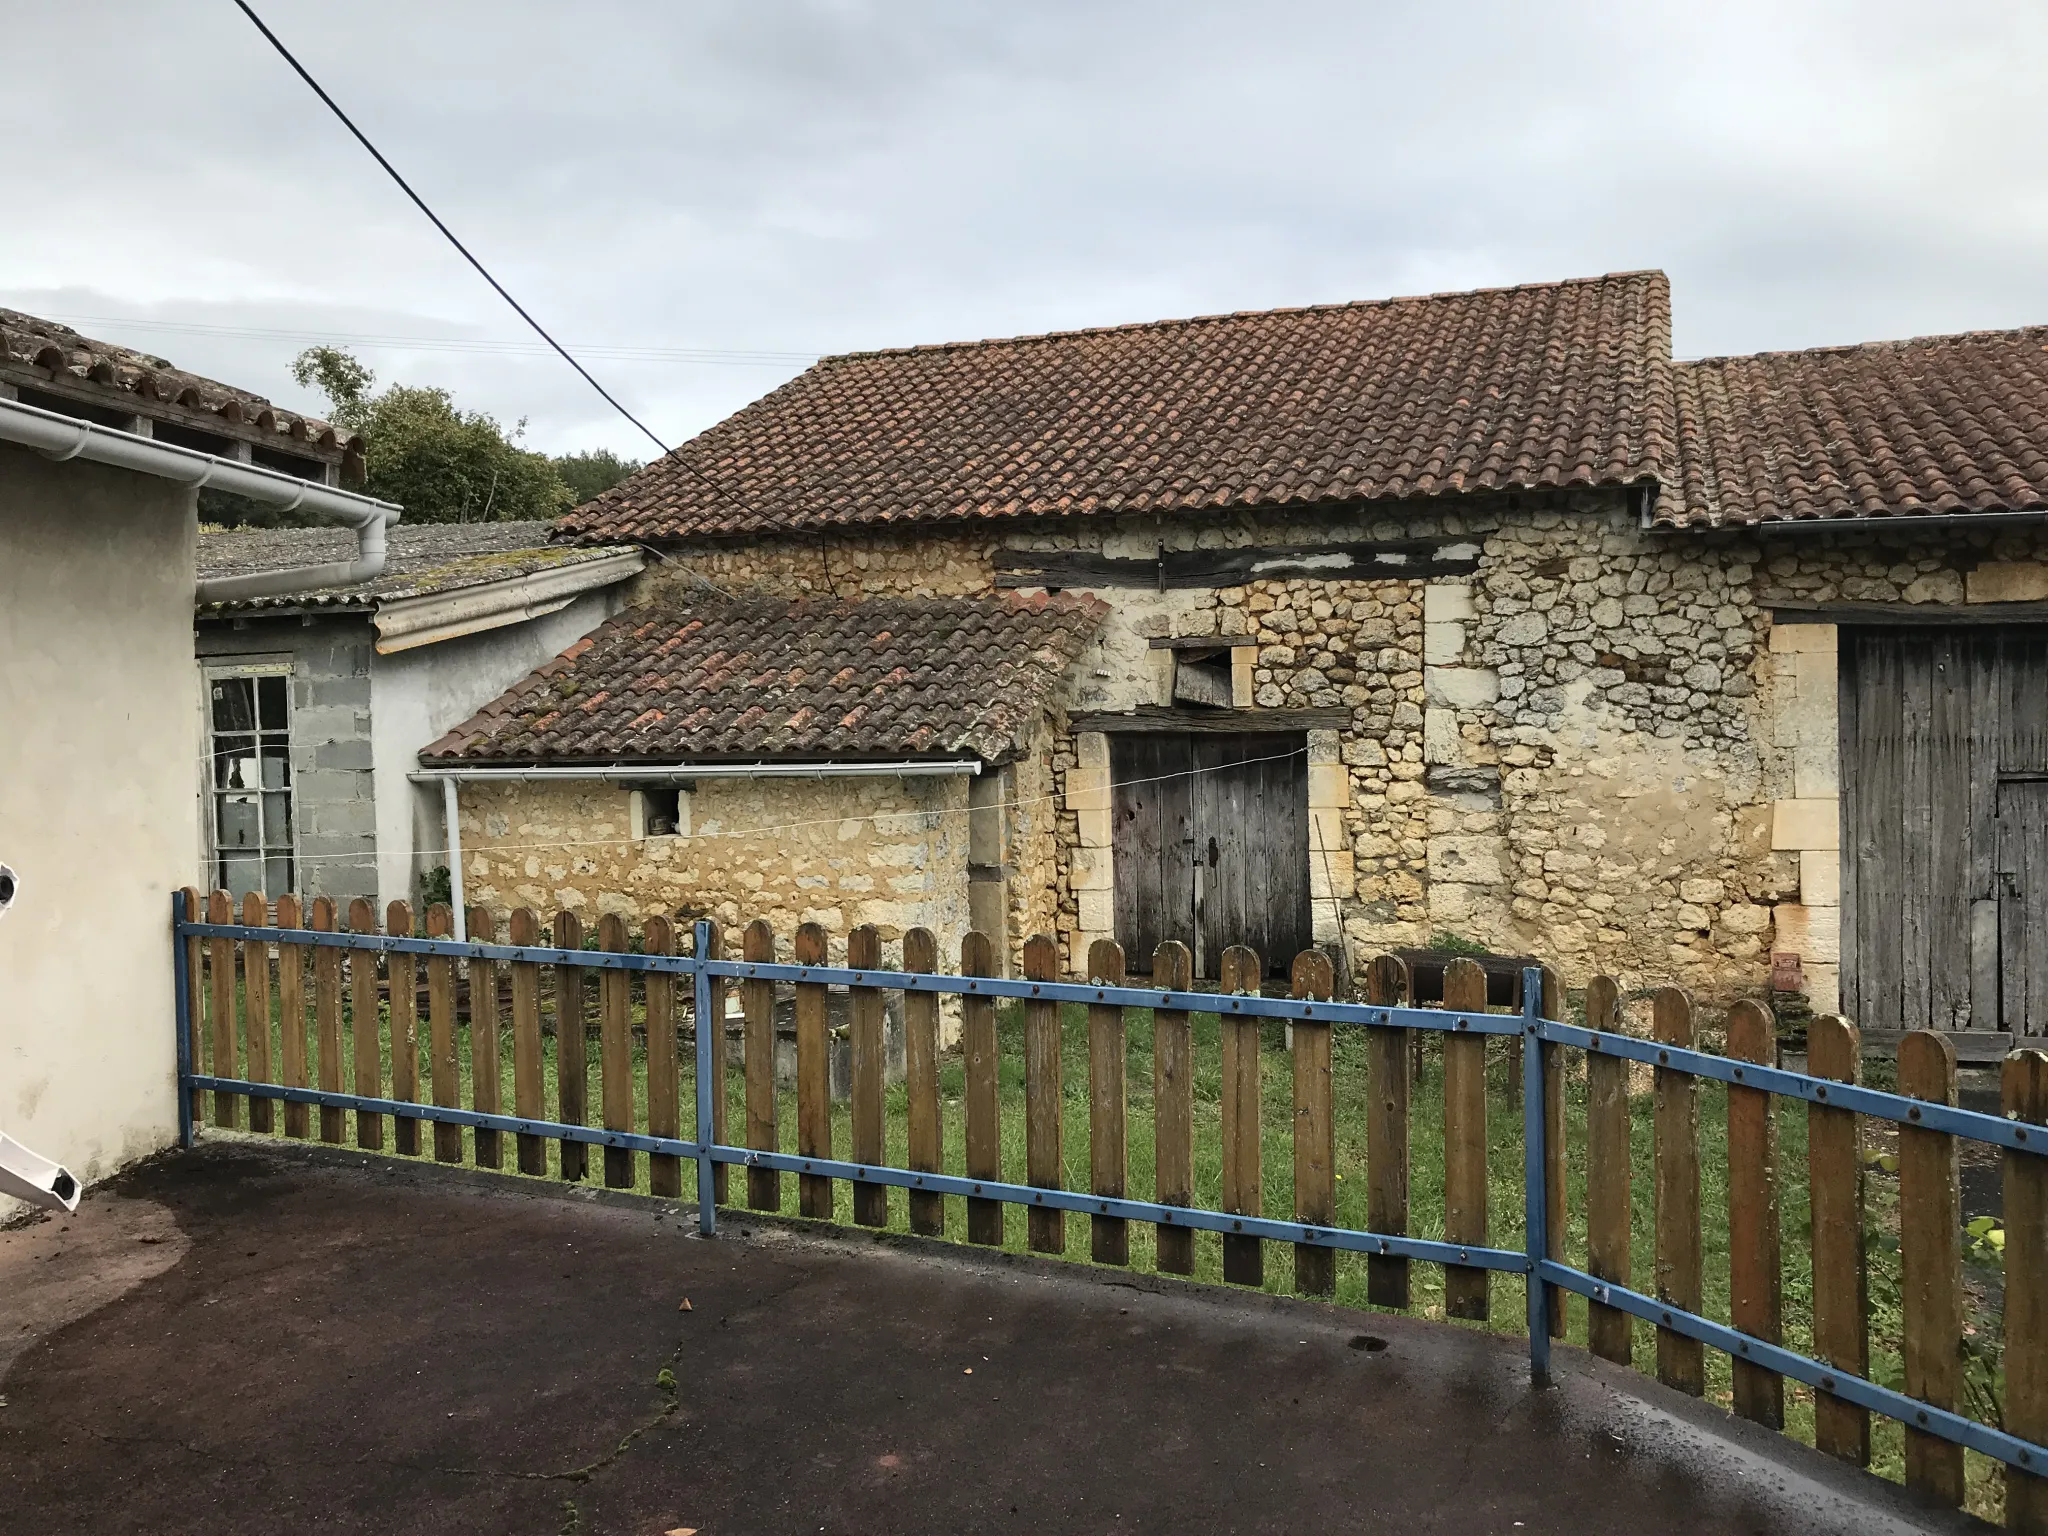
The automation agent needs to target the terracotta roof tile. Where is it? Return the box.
[1664,327,2048,526]
[421,593,1109,766]
[559,272,1673,541]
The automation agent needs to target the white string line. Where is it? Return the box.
[251,745,1314,865]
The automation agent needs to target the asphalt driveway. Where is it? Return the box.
[0,1141,1980,1535]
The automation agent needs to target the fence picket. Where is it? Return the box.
[1583,974,1631,1365]
[276,895,309,1141]
[1726,998,1783,1428]
[387,900,418,1156]
[904,927,943,1237]
[1365,952,1411,1309]
[1291,948,1336,1298]
[240,892,273,1135]
[182,888,205,1128]
[348,898,383,1151]
[2005,1049,2048,1532]
[1899,1029,1964,1507]
[208,890,238,1129]
[962,930,1003,1247]
[645,916,681,1198]
[424,903,461,1164]
[598,913,635,1190]
[1219,944,1264,1288]
[703,920,729,1206]
[509,908,544,1176]
[1539,964,1567,1339]
[1807,1015,1868,1464]
[1024,934,1066,1255]
[849,924,888,1228]
[468,907,501,1170]
[794,922,833,1219]
[742,919,779,1212]
[1442,956,1489,1320]
[312,897,345,1146]
[1088,939,1129,1267]
[1151,940,1195,1276]
[1652,986,1704,1396]
[554,910,587,1182]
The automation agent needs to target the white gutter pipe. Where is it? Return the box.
[0,396,402,603]
[409,760,983,783]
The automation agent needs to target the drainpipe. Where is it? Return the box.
[442,777,466,944]
[0,396,401,602]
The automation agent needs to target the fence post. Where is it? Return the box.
[1899,1028,1964,1506]
[1365,952,1411,1308]
[1584,975,1632,1365]
[693,919,718,1236]
[172,890,195,1150]
[2006,1049,2048,1533]
[1521,966,1551,1387]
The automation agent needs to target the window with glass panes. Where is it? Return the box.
[207,669,295,899]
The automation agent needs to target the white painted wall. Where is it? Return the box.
[368,588,627,913]
[0,445,199,1213]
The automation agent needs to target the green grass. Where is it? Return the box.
[198,973,2010,1523]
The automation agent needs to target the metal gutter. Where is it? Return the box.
[371,549,644,653]
[0,395,401,601]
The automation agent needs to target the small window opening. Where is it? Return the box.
[1172,647,1233,708]
[639,785,682,837]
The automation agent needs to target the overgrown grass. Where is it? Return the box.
[199,974,2010,1522]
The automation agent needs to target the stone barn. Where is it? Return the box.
[428,270,2048,1055]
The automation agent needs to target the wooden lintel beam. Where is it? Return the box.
[995,539,1481,590]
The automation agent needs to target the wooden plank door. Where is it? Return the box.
[2001,778,2048,1036]
[1111,734,1196,969]
[1193,733,1310,979]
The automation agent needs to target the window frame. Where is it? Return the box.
[203,661,299,901]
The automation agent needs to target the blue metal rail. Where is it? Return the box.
[174,898,2048,1477]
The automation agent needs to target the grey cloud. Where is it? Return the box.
[4,0,2045,455]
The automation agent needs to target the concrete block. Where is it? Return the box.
[1423,708,1463,765]
[1307,762,1350,809]
[1773,902,1840,963]
[1771,798,1840,851]
[1968,561,2048,603]
[1426,835,1506,886]
[1077,888,1115,933]
[313,738,375,772]
[1424,584,1475,623]
[1070,843,1114,892]
[1769,622,1837,654]
[1799,850,1841,906]
[304,675,372,708]
[1424,667,1499,708]
[1423,621,1465,665]
[1309,850,1355,900]
[1793,739,1839,799]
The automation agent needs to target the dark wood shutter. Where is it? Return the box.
[1841,626,2048,1038]
[2000,779,2048,1034]
[1109,730,1309,979]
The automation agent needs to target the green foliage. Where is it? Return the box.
[291,346,575,524]
[1426,930,1492,958]
[198,487,326,529]
[552,448,641,506]
[418,865,453,910]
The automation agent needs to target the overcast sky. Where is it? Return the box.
[5,1,2045,458]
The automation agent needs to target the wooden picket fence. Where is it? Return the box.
[178,888,2048,1528]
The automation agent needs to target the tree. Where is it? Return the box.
[288,346,575,524]
[552,448,641,506]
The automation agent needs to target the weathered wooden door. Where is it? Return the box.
[2001,778,2048,1034]
[1110,732,1308,979]
[1841,626,2048,1039]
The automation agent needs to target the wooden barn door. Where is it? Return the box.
[1109,731,1309,979]
[1841,626,2048,1040]
[2000,778,2048,1035]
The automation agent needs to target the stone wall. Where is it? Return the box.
[620,498,2048,1007]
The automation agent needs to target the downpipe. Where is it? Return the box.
[0,865,82,1214]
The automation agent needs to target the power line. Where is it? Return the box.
[231,0,672,456]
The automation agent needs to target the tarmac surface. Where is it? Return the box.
[0,1139,1984,1535]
